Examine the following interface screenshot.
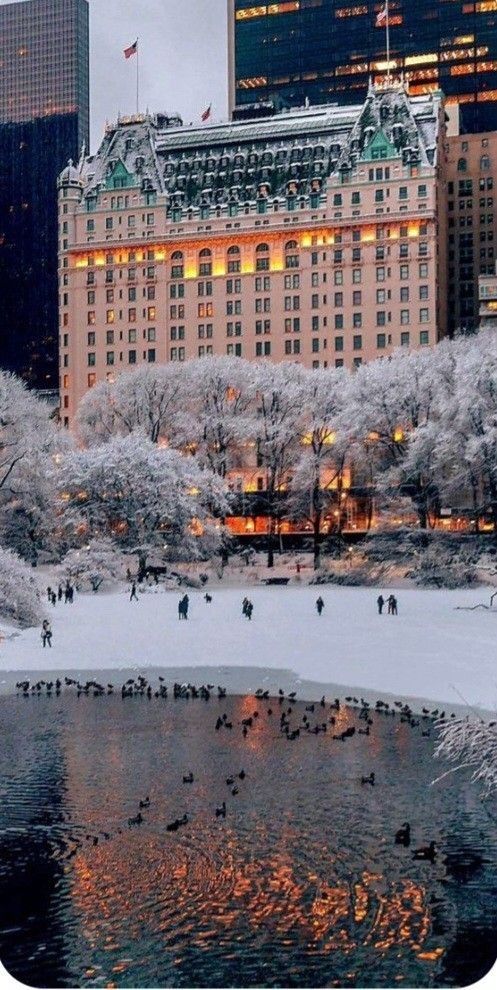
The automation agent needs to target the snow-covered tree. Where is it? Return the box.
[62,538,124,592]
[287,367,352,568]
[178,357,254,477]
[76,364,184,446]
[251,362,307,567]
[434,716,497,795]
[0,373,68,563]
[348,348,451,528]
[58,434,229,576]
[0,547,42,628]
[443,332,497,535]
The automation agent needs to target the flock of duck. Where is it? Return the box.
[14,675,449,864]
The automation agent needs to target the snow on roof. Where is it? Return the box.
[76,86,443,207]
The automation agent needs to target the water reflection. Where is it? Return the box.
[0,692,496,987]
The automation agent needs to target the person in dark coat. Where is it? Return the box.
[41,619,52,648]
[245,600,253,620]
[130,581,138,602]
[50,591,57,607]
[316,596,324,616]
[391,595,398,615]
[377,594,384,615]
[57,585,63,602]
[183,594,189,619]
[47,586,52,602]
[387,594,395,614]
[242,597,249,616]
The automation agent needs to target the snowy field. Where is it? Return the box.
[0,585,496,713]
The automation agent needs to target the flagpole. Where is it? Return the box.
[386,0,390,85]
[136,39,140,114]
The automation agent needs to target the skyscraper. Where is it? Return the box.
[0,0,89,388]
[229,0,497,133]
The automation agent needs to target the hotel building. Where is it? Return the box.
[58,84,447,425]
[229,0,497,133]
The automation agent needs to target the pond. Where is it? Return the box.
[0,686,496,988]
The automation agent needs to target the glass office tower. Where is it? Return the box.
[230,0,497,133]
[0,0,89,388]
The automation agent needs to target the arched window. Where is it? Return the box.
[255,242,270,271]
[171,250,183,261]
[198,246,212,276]
[481,155,490,171]
[170,250,183,279]
[457,157,467,172]
[256,242,269,252]
[227,244,241,273]
[285,240,299,269]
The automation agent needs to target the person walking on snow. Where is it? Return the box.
[41,619,52,648]
[130,581,138,602]
[391,595,398,615]
[316,596,324,616]
[242,597,249,616]
[377,594,384,615]
[245,600,253,620]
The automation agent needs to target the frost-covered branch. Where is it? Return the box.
[434,716,497,795]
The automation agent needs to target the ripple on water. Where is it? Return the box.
[0,692,496,988]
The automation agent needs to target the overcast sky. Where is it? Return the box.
[1,0,229,151]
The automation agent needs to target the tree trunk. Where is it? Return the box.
[137,551,147,582]
[313,509,322,570]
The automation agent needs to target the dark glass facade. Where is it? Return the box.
[232,0,497,133]
[0,0,89,387]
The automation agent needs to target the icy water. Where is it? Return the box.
[0,690,496,989]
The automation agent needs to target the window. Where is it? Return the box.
[420,308,429,323]
[353,312,362,328]
[106,330,114,345]
[88,353,96,366]
[312,338,319,353]
[147,349,156,363]
[147,328,156,342]
[419,263,428,278]
[420,331,429,345]
[352,291,362,306]
[376,267,385,282]
[457,158,467,172]
[128,329,137,343]
[87,291,95,305]
[87,311,95,325]
[148,307,156,320]
[376,289,385,304]
[400,265,409,280]
[400,287,409,302]
[334,270,343,285]
[129,350,137,364]
[106,352,114,366]
[335,314,344,330]
[418,184,427,198]
[352,269,361,284]
[284,339,300,355]
[399,186,408,200]
[335,359,344,368]
[106,310,115,324]
[335,336,343,352]
[256,341,271,356]
[128,308,136,322]
[87,374,96,388]
[401,332,410,347]
[87,332,95,346]
[400,310,410,325]
[419,285,429,300]
[353,335,362,350]
[377,333,386,349]
[481,155,490,171]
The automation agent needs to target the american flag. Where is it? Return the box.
[201,104,212,122]
[375,5,387,26]
[124,39,138,59]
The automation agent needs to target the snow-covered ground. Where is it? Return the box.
[0,585,496,713]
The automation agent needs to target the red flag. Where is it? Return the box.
[201,104,212,122]
[124,39,138,59]
[375,6,387,26]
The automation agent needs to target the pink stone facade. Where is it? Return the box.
[58,86,447,425]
